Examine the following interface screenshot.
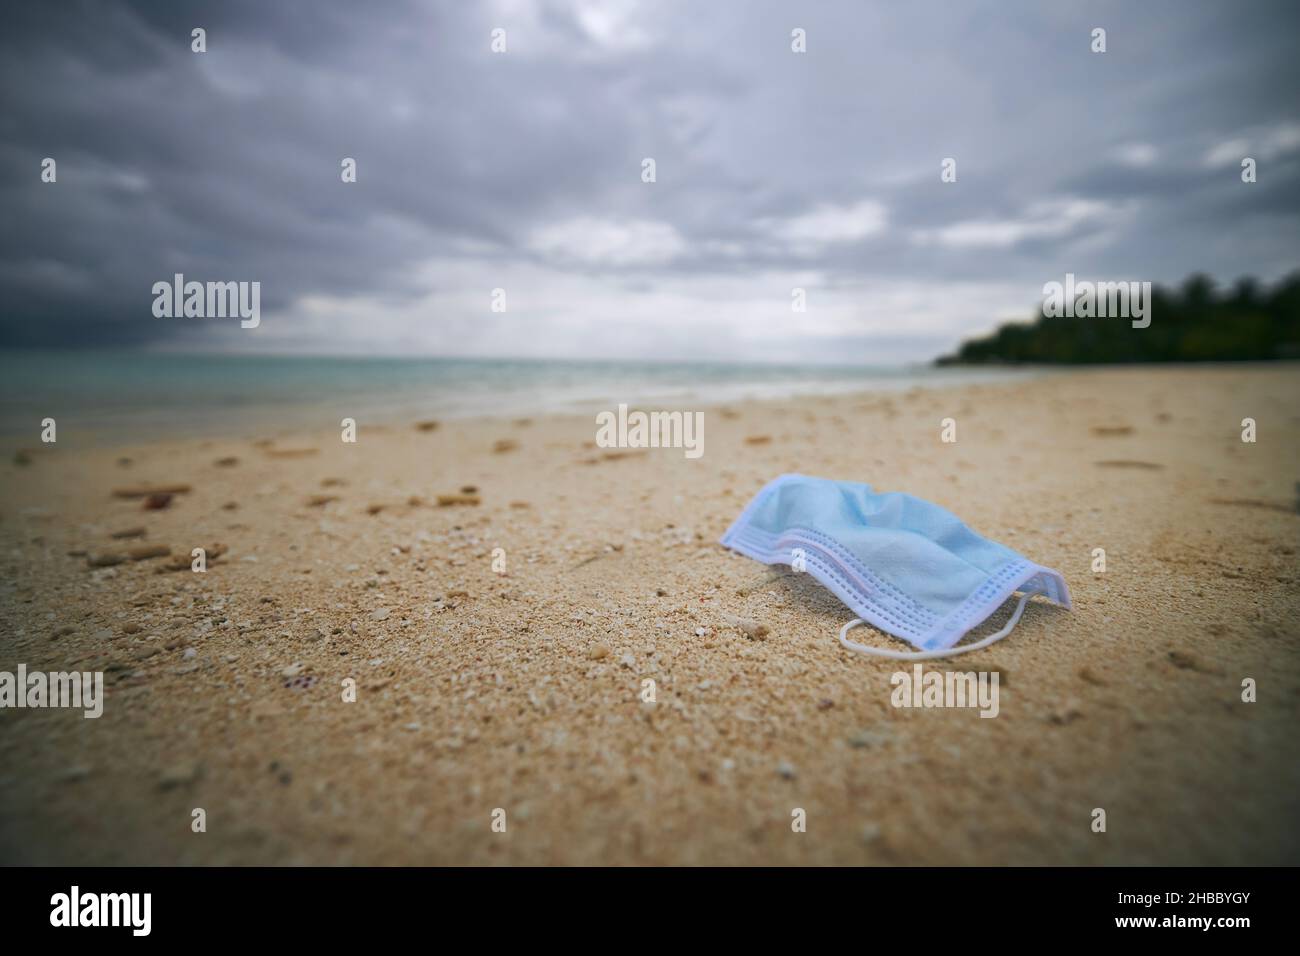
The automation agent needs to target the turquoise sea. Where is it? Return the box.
[0,350,1035,444]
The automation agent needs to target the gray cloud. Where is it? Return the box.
[1,0,1297,360]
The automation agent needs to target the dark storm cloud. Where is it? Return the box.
[1,0,1297,359]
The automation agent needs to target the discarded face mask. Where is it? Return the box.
[720,474,1071,660]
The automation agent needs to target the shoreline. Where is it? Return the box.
[8,355,1296,452]
[0,349,1047,449]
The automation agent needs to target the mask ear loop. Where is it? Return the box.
[838,589,1043,661]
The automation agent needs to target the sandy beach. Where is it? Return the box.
[1,363,1297,866]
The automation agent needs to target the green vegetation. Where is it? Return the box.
[935,272,1300,365]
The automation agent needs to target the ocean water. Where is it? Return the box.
[0,350,1035,443]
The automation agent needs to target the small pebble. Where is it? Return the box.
[1168,650,1210,673]
[848,730,891,749]
[112,483,191,499]
[1048,701,1084,725]
[725,615,768,640]
[127,544,170,561]
[436,493,480,506]
[157,761,200,790]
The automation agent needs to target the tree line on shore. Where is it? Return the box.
[935,271,1300,365]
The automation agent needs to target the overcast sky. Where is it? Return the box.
[1,0,1297,363]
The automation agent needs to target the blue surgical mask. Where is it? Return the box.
[720,474,1071,660]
